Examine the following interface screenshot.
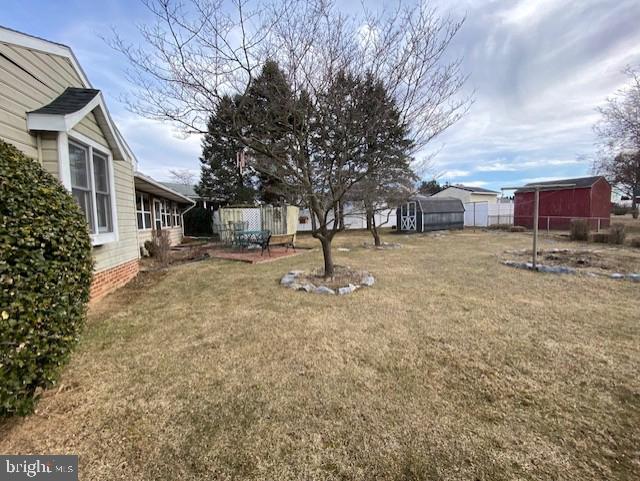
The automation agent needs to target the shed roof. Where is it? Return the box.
[515,176,607,193]
[412,195,465,213]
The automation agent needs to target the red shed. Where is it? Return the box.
[514,176,611,230]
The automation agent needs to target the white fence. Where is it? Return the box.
[298,203,396,232]
[463,201,514,227]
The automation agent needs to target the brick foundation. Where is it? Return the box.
[90,258,140,301]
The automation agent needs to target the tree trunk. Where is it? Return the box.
[338,202,345,230]
[366,205,372,231]
[320,236,334,277]
[371,215,381,246]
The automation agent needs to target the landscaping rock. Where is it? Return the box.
[610,273,624,280]
[280,274,297,285]
[361,274,375,287]
[337,247,351,252]
[314,286,336,295]
[628,274,640,282]
[338,284,358,295]
[299,283,316,292]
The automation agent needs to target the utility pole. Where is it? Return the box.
[502,183,575,270]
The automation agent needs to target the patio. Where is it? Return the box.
[207,245,306,264]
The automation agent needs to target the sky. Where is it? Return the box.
[3,0,640,191]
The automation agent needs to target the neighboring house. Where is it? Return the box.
[0,26,139,299]
[160,182,215,210]
[514,176,612,230]
[432,185,499,204]
[134,173,195,253]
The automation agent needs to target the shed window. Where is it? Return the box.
[136,193,152,230]
[69,139,114,236]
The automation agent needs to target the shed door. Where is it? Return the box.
[401,201,417,230]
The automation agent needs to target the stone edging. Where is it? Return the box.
[280,270,375,295]
[501,260,640,282]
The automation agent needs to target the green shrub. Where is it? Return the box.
[632,208,639,219]
[569,219,590,241]
[630,237,640,248]
[590,232,609,243]
[608,223,626,245]
[510,226,526,233]
[0,141,93,417]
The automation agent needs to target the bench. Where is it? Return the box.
[268,233,296,253]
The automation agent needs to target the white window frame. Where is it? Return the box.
[136,193,152,231]
[172,202,181,227]
[61,131,118,246]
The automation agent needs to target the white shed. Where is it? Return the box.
[431,185,499,204]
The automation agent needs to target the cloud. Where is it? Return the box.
[113,114,202,180]
[441,169,470,178]
[426,0,640,189]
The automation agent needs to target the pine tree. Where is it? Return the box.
[239,60,294,203]
[196,96,256,205]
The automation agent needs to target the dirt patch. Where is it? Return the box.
[505,248,640,274]
[296,265,369,289]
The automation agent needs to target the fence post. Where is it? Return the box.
[597,218,601,232]
[547,217,550,233]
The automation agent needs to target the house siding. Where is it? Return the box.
[0,35,140,284]
[0,41,83,158]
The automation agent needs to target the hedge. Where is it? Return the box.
[0,140,93,417]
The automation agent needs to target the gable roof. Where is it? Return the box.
[160,182,198,198]
[135,173,195,205]
[410,195,465,213]
[444,184,498,194]
[0,25,136,164]
[515,176,607,193]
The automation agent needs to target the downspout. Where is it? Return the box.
[181,201,196,237]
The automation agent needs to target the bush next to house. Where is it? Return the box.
[0,141,93,417]
[570,219,590,241]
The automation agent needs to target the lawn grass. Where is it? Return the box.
[1,229,639,480]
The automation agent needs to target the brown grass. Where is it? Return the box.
[1,230,639,480]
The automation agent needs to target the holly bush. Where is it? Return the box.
[0,140,93,416]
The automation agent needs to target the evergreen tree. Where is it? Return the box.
[239,60,294,204]
[196,96,256,205]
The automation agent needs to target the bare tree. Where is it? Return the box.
[593,66,640,211]
[168,168,196,186]
[111,0,471,275]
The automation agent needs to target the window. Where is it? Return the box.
[161,200,172,228]
[136,193,152,230]
[172,202,181,227]
[154,200,162,230]
[69,139,113,238]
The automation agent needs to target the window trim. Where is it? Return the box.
[64,131,118,246]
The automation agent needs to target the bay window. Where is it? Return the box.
[68,138,115,244]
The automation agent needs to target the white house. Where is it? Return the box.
[431,185,499,204]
